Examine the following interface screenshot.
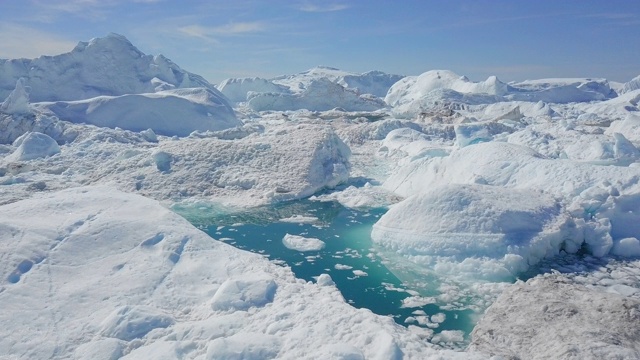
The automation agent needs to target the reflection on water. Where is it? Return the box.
[174,198,477,346]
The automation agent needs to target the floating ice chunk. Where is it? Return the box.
[372,184,579,280]
[6,132,60,161]
[352,270,368,277]
[206,333,281,360]
[334,264,353,270]
[312,185,401,209]
[431,313,446,324]
[100,305,174,341]
[211,275,277,311]
[408,325,435,339]
[278,215,319,224]
[282,233,325,252]
[401,296,437,308]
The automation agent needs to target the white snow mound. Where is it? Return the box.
[372,184,578,280]
[5,131,60,161]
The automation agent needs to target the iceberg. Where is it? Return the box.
[371,184,578,280]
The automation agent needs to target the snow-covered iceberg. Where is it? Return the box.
[371,184,577,280]
[385,70,617,119]
[217,77,289,103]
[382,141,640,261]
[247,77,386,112]
[218,66,401,111]
[0,33,219,102]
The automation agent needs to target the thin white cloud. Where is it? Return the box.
[580,12,640,26]
[177,22,267,43]
[29,0,162,21]
[29,0,112,21]
[581,12,636,20]
[297,2,350,12]
[210,22,267,34]
[0,23,76,58]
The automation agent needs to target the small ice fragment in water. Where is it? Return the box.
[282,233,325,252]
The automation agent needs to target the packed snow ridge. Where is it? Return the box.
[1,33,640,359]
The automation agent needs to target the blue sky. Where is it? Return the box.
[0,0,638,84]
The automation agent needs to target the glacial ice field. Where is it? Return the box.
[1,34,640,359]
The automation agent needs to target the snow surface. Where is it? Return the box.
[469,274,640,359]
[0,121,351,207]
[2,33,640,360]
[0,186,483,360]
